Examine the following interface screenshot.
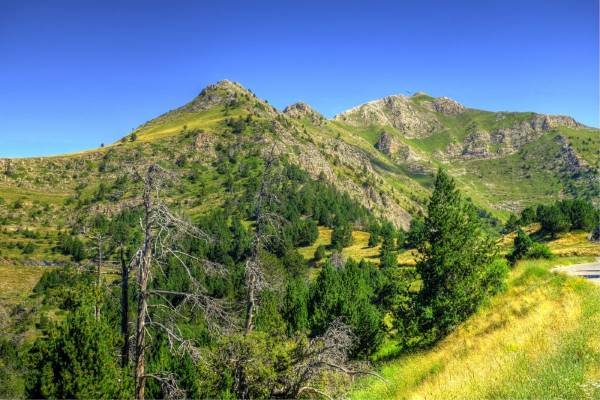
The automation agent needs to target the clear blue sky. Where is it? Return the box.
[1,0,598,157]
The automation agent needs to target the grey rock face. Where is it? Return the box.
[375,132,398,156]
[283,102,325,125]
[462,131,491,159]
[433,97,465,115]
[554,135,588,174]
[335,95,439,138]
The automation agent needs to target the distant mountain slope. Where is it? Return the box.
[0,80,597,230]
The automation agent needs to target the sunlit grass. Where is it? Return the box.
[0,265,47,308]
[349,255,600,399]
[298,227,418,266]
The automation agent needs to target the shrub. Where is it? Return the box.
[405,218,425,248]
[25,308,132,399]
[21,242,36,254]
[331,223,352,250]
[537,204,570,237]
[526,243,553,259]
[309,260,383,356]
[507,228,533,265]
[314,245,326,261]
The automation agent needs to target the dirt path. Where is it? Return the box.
[552,257,600,285]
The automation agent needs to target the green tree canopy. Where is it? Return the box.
[416,169,505,339]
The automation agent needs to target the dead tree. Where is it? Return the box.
[244,148,283,335]
[119,242,130,366]
[275,319,386,399]
[88,214,110,320]
[131,164,231,400]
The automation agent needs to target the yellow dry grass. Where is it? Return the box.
[352,258,592,399]
[350,255,600,400]
[298,226,417,265]
[548,231,600,257]
[0,265,47,307]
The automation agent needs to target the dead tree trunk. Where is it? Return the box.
[244,264,257,334]
[135,166,156,400]
[94,234,104,320]
[120,243,130,367]
[244,154,271,335]
[129,163,229,399]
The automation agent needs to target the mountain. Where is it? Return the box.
[1,80,599,399]
[0,80,597,235]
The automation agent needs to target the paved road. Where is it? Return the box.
[552,258,600,286]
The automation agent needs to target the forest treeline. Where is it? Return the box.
[1,158,596,399]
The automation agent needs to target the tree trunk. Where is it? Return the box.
[95,235,103,320]
[244,263,256,335]
[134,258,148,400]
[135,167,155,400]
[120,244,130,367]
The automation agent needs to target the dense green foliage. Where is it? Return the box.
[512,199,599,238]
[26,308,132,399]
[416,169,506,340]
[309,260,384,356]
[2,166,528,399]
[507,228,553,265]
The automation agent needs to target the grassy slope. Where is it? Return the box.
[0,265,47,308]
[350,252,600,399]
[298,226,420,268]
[447,134,576,215]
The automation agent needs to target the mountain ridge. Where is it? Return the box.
[1,80,597,231]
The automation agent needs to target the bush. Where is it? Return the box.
[519,206,537,225]
[526,243,553,259]
[405,218,425,248]
[309,260,383,356]
[507,228,533,265]
[26,309,132,398]
[537,204,570,237]
[21,242,36,254]
[331,223,352,250]
[314,245,326,261]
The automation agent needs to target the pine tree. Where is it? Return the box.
[507,228,533,265]
[331,222,352,250]
[416,169,504,339]
[26,308,132,399]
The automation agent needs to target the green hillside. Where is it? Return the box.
[350,255,600,400]
[1,80,599,399]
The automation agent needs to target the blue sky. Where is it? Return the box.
[0,0,597,157]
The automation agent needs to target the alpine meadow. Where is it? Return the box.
[1,1,599,399]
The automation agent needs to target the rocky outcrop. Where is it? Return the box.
[192,131,217,160]
[543,115,583,130]
[184,80,253,113]
[554,135,589,174]
[488,114,584,158]
[462,131,491,159]
[376,132,422,163]
[283,102,325,125]
[433,97,465,115]
[335,95,440,138]
[375,132,399,156]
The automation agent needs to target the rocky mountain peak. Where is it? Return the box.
[433,97,465,115]
[542,114,583,130]
[335,94,440,138]
[182,80,255,113]
[283,102,325,124]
